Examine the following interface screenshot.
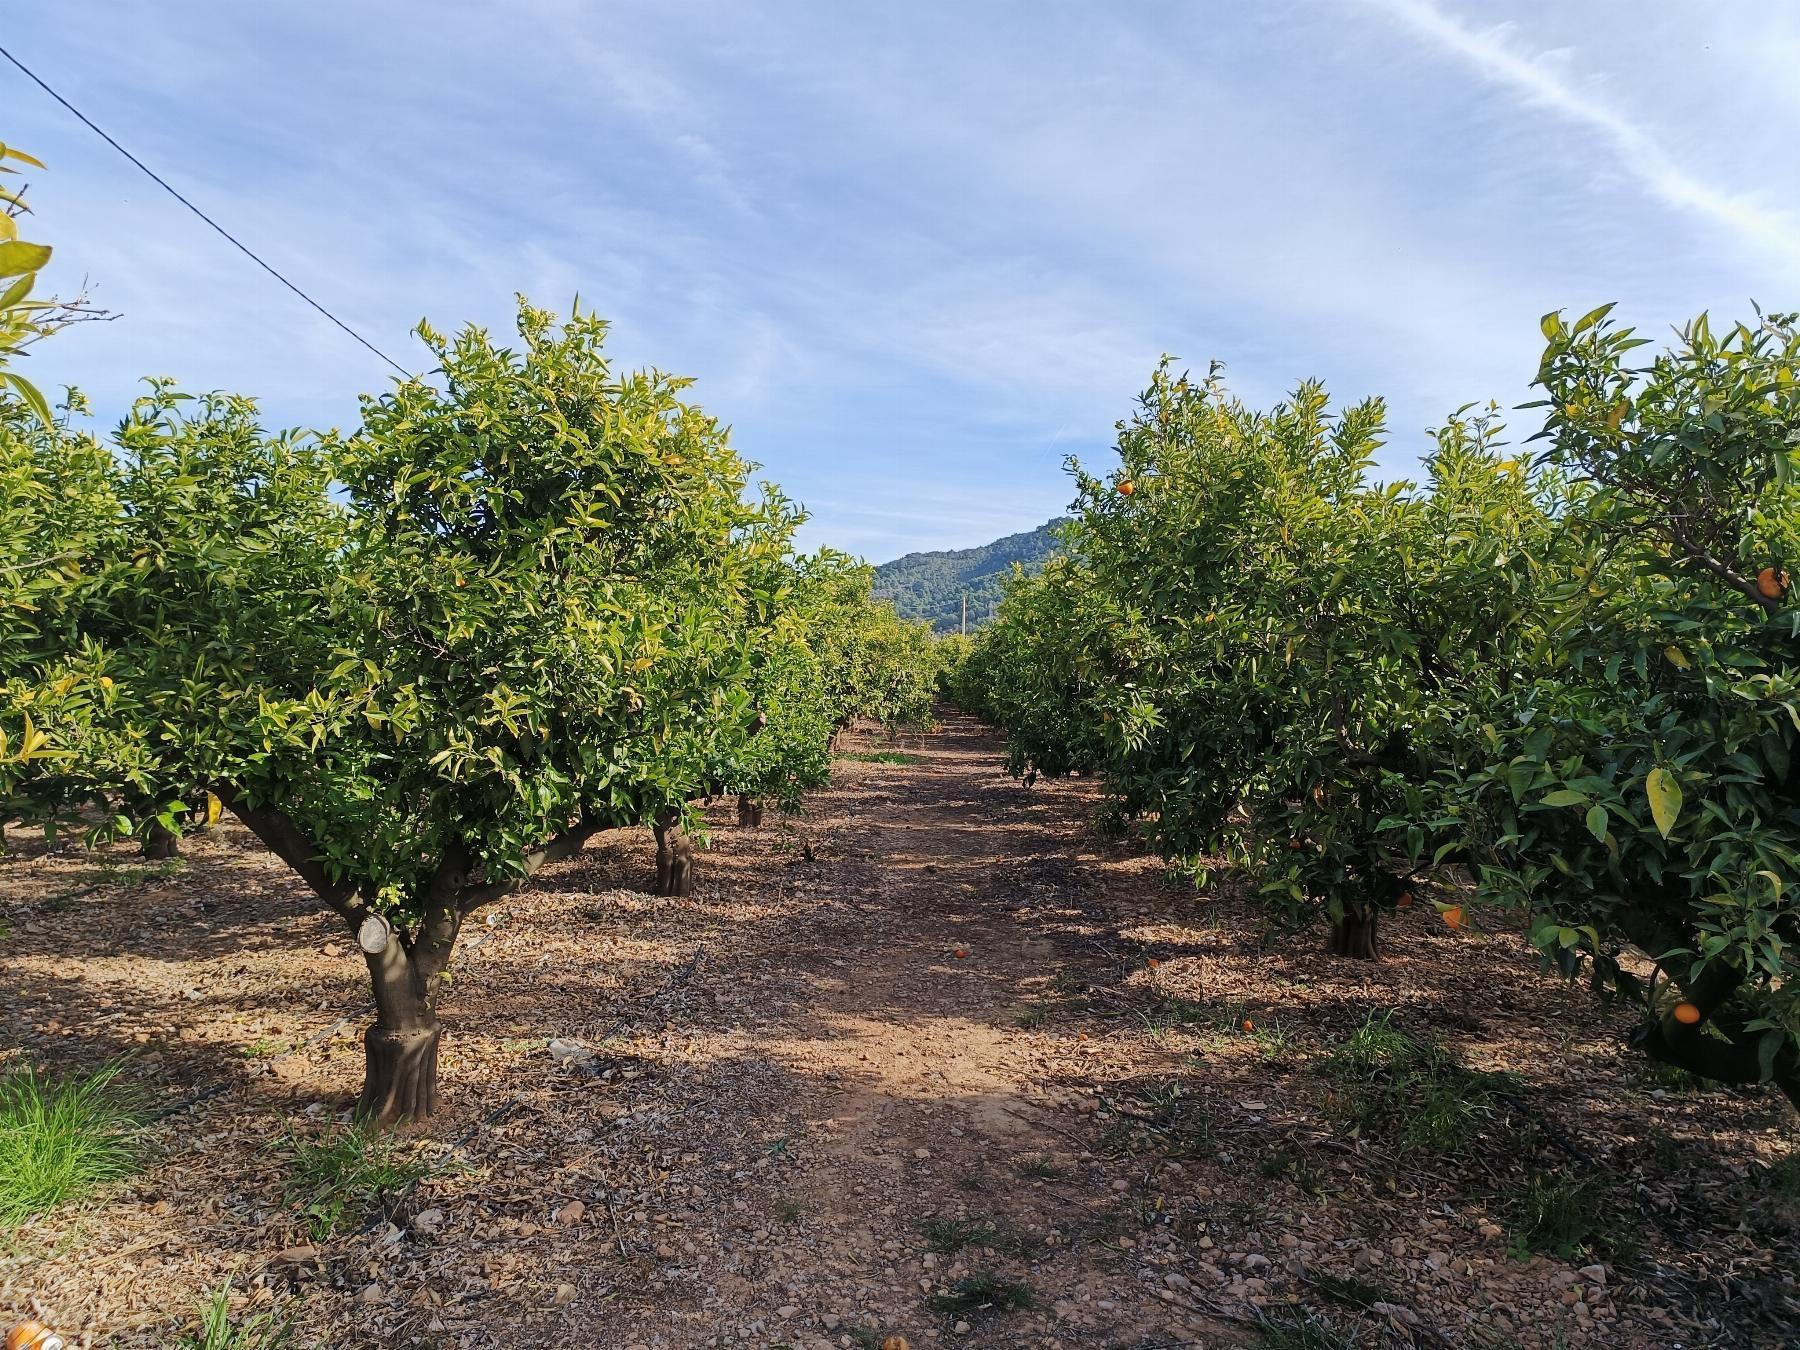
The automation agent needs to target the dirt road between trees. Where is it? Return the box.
[3,711,1796,1347]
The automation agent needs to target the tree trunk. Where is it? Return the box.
[141,821,180,860]
[1328,907,1381,960]
[736,794,764,828]
[654,807,695,897]
[357,936,441,1125]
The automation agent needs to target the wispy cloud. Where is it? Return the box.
[1365,0,1799,272]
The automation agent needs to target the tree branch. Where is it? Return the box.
[217,788,368,931]
[454,815,613,914]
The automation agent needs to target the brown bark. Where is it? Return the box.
[1328,907,1381,960]
[736,795,764,828]
[357,933,441,1124]
[141,821,180,860]
[654,807,695,897]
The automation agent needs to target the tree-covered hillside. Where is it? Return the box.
[872,518,1067,633]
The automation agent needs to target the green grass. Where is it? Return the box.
[1769,1153,1800,1199]
[774,1197,803,1224]
[1503,1170,1639,1264]
[1258,1145,1330,1198]
[280,1121,430,1241]
[1136,996,1292,1057]
[841,751,923,765]
[0,1063,140,1228]
[175,1281,290,1350]
[239,1040,282,1060]
[926,1271,1036,1317]
[919,1214,1000,1254]
[1256,1307,1362,1349]
[1322,1012,1502,1151]
[1015,1152,1062,1179]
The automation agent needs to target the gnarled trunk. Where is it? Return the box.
[1328,906,1381,960]
[357,933,442,1125]
[654,807,695,897]
[142,821,180,860]
[736,794,764,828]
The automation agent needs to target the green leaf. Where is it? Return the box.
[1540,788,1587,808]
[0,239,51,278]
[1645,766,1683,839]
[1584,803,1609,841]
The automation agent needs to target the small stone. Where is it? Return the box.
[953,1321,972,1334]
[274,1245,319,1266]
[1478,1223,1504,1239]
[1578,1263,1607,1285]
[555,1199,586,1225]
[778,1304,799,1318]
[1164,1272,1191,1291]
[359,1283,383,1304]
[412,1207,445,1234]
[1111,1179,1130,1192]
[822,1314,841,1330]
[913,1149,931,1159]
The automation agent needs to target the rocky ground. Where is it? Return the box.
[2,711,1798,1348]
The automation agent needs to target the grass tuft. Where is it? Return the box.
[175,1281,290,1350]
[1322,1012,1503,1151]
[1258,1145,1330,1198]
[919,1214,1000,1254]
[926,1271,1036,1317]
[1255,1306,1362,1349]
[0,1062,140,1228]
[1503,1169,1639,1263]
[842,751,922,765]
[1015,1152,1062,1179]
[280,1121,429,1241]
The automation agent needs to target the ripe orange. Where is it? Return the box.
[7,1323,61,1350]
[1672,1001,1702,1025]
[1757,566,1790,599]
[1147,957,1160,969]
[953,947,968,959]
[1117,479,1136,497]
[1441,906,1466,929]
[1397,891,1414,909]
[1288,839,1302,851]
[880,1338,911,1350]
[1241,1019,1255,1033]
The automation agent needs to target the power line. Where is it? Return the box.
[0,42,412,378]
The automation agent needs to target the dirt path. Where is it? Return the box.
[3,711,1796,1348]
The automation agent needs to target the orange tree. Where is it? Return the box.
[1458,307,1800,1106]
[964,362,1558,958]
[2,302,823,1122]
[949,554,1120,780]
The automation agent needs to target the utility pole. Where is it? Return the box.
[961,592,967,636]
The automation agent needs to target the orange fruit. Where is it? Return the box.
[1117,479,1136,497]
[1441,906,1466,929]
[953,947,968,959]
[1672,1001,1702,1025]
[1288,839,1302,851]
[1757,566,1789,599]
[8,1323,61,1350]
[1147,958,1160,969]
[1397,891,1414,909]
[1241,1019,1255,1033]
[881,1339,911,1350]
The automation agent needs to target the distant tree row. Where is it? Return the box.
[950,309,1800,1111]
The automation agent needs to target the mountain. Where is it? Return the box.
[872,518,1068,634]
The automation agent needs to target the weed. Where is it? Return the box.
[0,1063,140,1228]
[1106,1077,1216,1159]
[1503,1170,1638,1264]
[240,1040,282,1060]
[774,1197,803,1224]
[1634,1059,1708,1093]
[927,1271,1036,1317]
[1013,1005,1049,1030]
[1255,1306,1362,1349]
[842,751,922,765]
[919,1214,1000,1254]
[1016,1152,1062,1179]
[1307,1269,1393,1310]
[1258,1146,1330,1198]
[280,1122,429,1241]
[1322,1012,1502,1151]
[175,1281,290,1350]
[1769,1153,1800,1199]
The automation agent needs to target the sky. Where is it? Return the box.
[6,1,1798,561]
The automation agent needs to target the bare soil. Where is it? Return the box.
[3,711,1797,1348]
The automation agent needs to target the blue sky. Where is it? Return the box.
[7,2,1798,560]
